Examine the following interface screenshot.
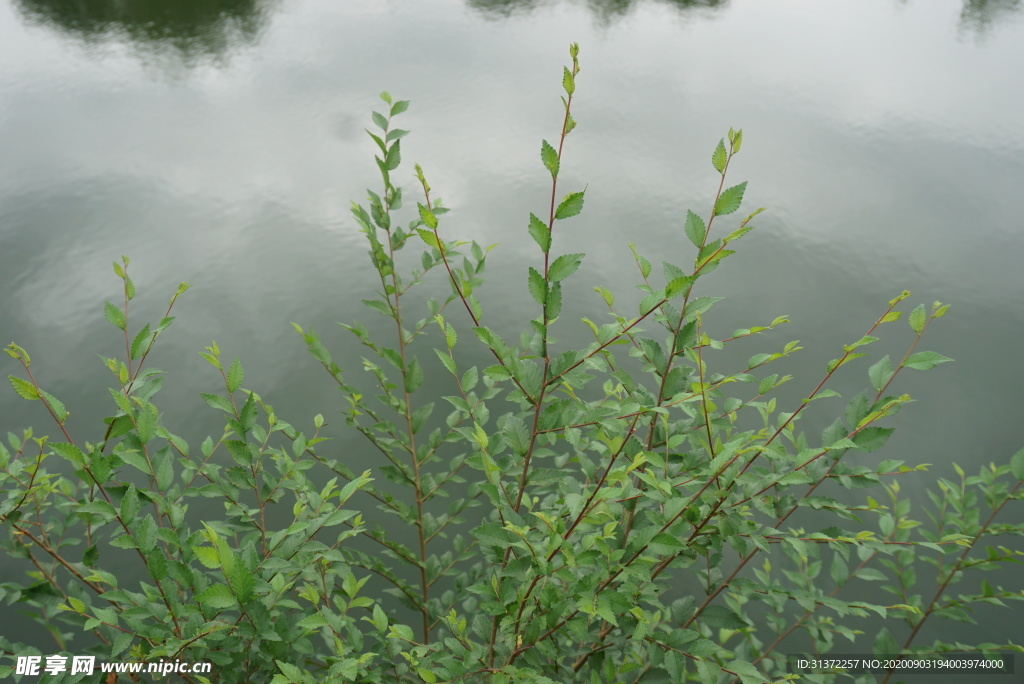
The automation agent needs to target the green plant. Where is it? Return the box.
[2,44,1023,684]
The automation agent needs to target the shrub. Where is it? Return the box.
[2,44,1022,684]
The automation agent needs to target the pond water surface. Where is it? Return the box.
[1,0,1023,674]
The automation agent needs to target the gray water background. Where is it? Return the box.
[1,0,1023,676]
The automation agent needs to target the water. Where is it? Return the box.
[2,0,1022,674]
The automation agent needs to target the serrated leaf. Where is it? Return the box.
[405,358,424,393]
[546,281,563,320]
[227,357,244,393]
[136,401,159,444]
[51,442,86,466]
[908,304,926,334]
[416,228,440,250]
[371,111,388,130]
[104,301,127,330]
[562,66,575,96]
[868,355,894,393]
[201,393,234,414]
[418,204,438,230]
[713,181,747,217]
[528,267,547,306]
[827,353,867,372]
[120,485,140,522]
[8,375,39,400]
[541,140,559,179]
[853,427,894,452]
[684,210,707,248]
[528,213,550,253]
[903,351,952,371]
[712,139,727,173]
[666,275,694,299]
[366,130,387,155]
[554,191,585,220]
[130,324,152,360]
[385,140,401,171]
[197,584,237,609]
[39,390,67,423]
[548,253,584,282]
[390,100,410,116]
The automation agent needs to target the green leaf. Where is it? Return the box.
[196,584,237,610]
[731,128,743,154]
[684,210,707,248]
[546,281,563,320]
[130,323,152,360]
[700,606,749,626]
[154,449,174,490]
[135,515,157,552]
[908,304,926,334]
[562,66,575,96]
[104,301,127,330]
[528,214,551,253]
[136,401,159,444]
[528,267,547,306]
[827,353,867,373]
[417,228,440,251]
[8,375,39,400]
[880,310,901,323]
[228,564,255,603]
[903,351,952,371]
[120,484,140,522]
[385,140,401,171]
[853,427,894,452]
[390,100,410,116]
[868,355,894,392]
[594,286,614,307]
[371,111,388,130]
[548,253,584,282]
[366,130,386,155]
[712,138,727,173]
[666,275,694,299]
[713,181,747,217]
[201,393,234,414]
[372,604,389,632]
[227,357,245,393]
[857,567,887,581]
[554,191,585,220]
[418,204,438,230]
[728,659,767,684]
[405,358,424,393]
[1009,447,1024,480]
[51,442,86,467]
[541,140,559,179]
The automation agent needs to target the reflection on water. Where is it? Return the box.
[1,0,1023,664]
[468,0,727,21]
[958,0,1023,37]
[12,0,279,66]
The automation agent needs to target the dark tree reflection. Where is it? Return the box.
[13,0,280,66]
[958,0,1022,38]
[467,0,727,22]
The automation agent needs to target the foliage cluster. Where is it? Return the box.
[2,45,1023,683]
